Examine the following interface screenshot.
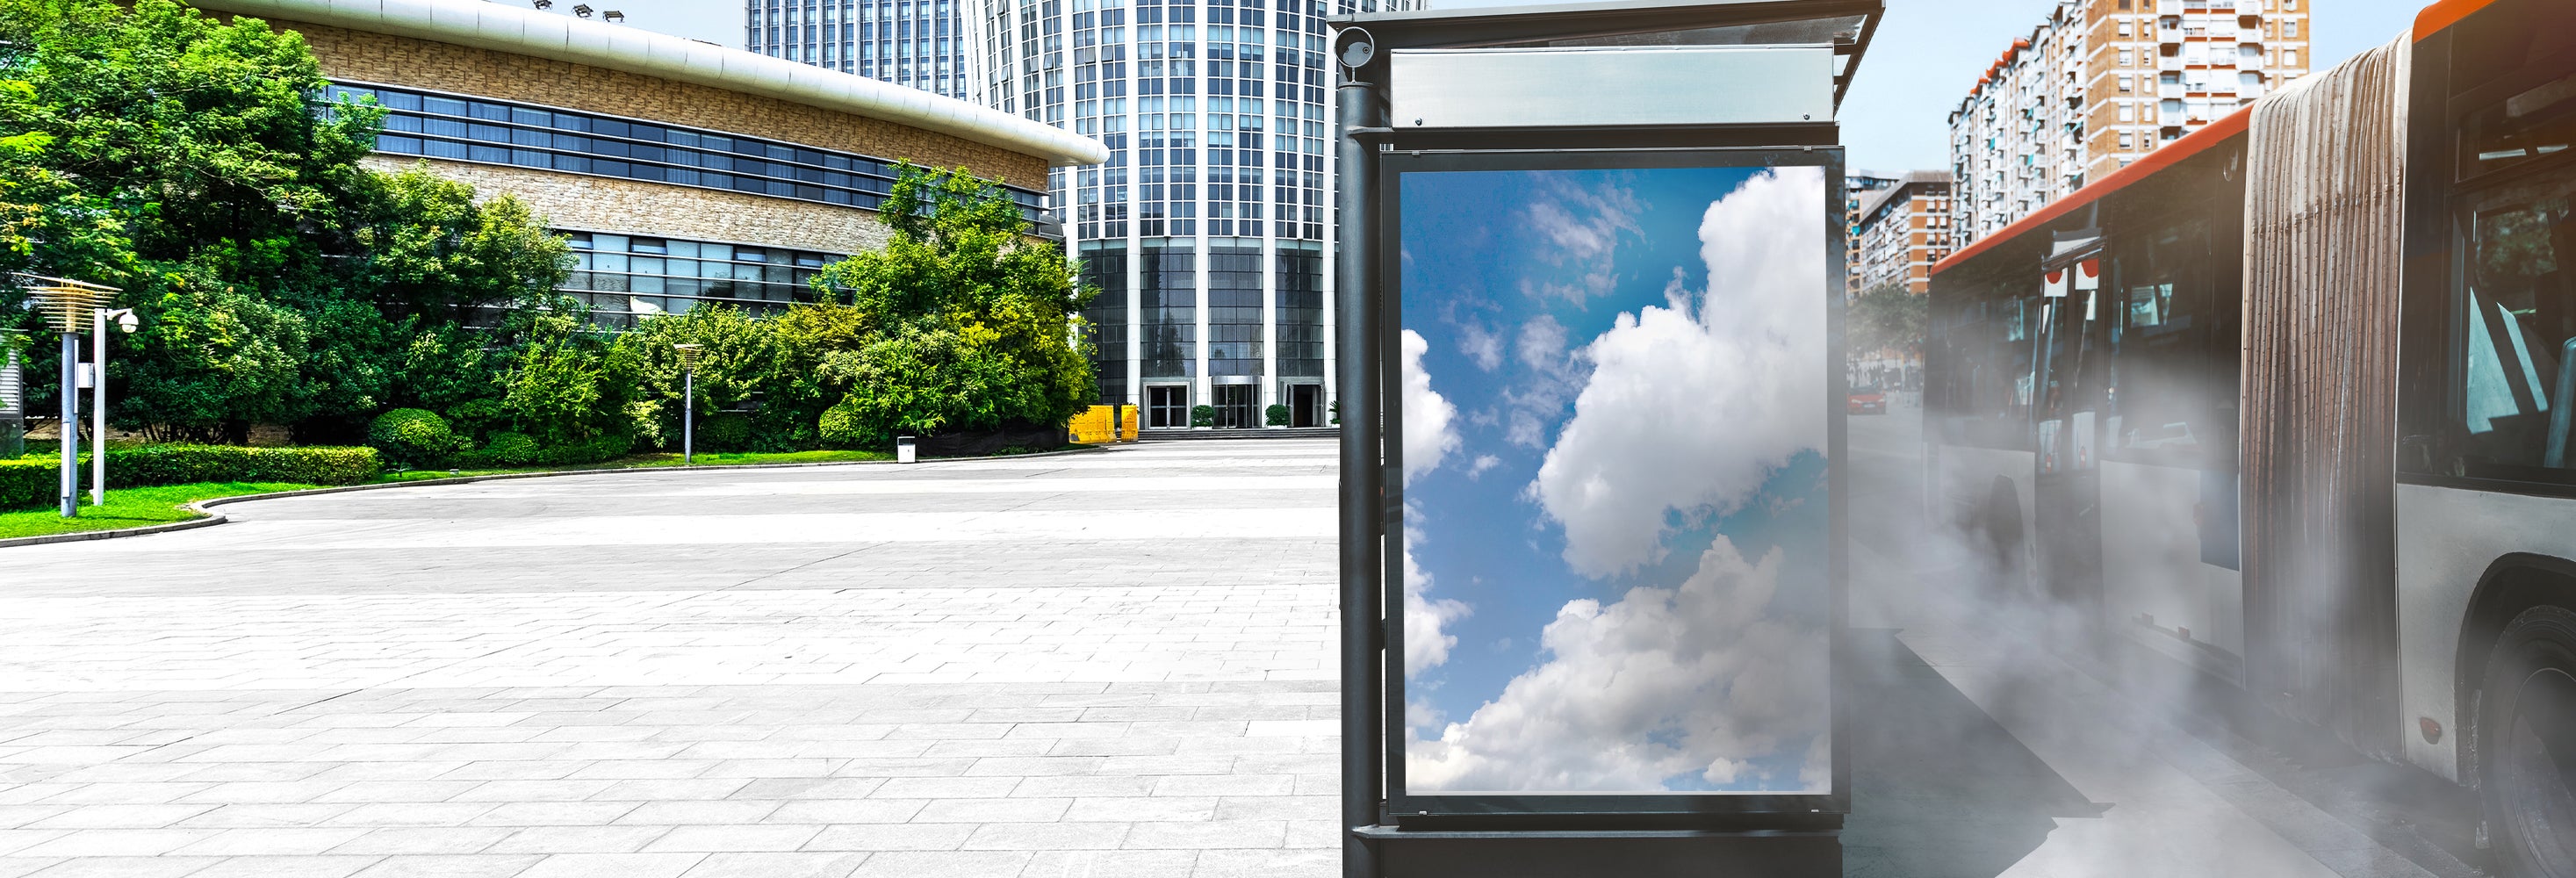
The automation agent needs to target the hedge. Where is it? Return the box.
[1,444,382,511]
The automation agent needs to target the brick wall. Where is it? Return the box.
[364,156,894,255]
[280,19,1051,188]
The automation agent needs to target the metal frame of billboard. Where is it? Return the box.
[1331,1,1878,874]
[1375,145,1851,826]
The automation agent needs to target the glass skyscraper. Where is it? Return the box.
[748,0,968,100]
[969,0,1414,428]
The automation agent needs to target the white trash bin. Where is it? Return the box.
[896,435,917,464]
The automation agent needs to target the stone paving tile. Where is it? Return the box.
[0,442,1339,878]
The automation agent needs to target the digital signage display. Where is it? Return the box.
[1384,151,1842,811]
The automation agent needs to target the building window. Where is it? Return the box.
[555,232,839,328]
[327,83,1052,227]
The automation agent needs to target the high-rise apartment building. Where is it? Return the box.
[1853,171,1956,296]
[1948,0,2310,247]
[748,0,968,100]
[1845,170,1897,299]
[964,0,1417,429]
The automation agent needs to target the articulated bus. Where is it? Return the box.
[1925,0,2575,871]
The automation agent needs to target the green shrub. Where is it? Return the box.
[2,444,383,511]
[1265,404,1291,427]
[817,396,877,450]
[110,444,381,486]
[541,431,633,465]
[699,413,752,452]
[1191,405,1216,428]
[459,431,542,467]
[368,408,461,467]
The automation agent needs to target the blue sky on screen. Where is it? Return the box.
[1395,165,1833,794]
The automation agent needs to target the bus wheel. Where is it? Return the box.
[2480,605,2576,878]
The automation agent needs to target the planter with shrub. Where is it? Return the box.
[1191,405,1217,428]
[1265,404,1291,427]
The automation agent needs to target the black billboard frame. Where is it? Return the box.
[1366,145,1852,830]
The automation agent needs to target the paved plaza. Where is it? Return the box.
[0,441,1339,878]
[0,430,2483,878]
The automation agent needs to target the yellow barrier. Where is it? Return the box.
[1067,405,1140,443]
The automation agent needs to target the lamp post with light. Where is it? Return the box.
[674,343,702,464]
[90,306,138,505]
[14,274,120,518]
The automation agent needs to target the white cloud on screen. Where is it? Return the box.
[1407,537,1828,791]
[1533,166,1827,577]
[1401,520,1471,678]
[1400,329,1461,479]
[1520,177,1642,304]
[1458,323,1504,371]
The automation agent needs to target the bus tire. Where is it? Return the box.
[2478,605,2576,878]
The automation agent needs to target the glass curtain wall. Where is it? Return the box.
[749,0,968,100]
[970,0,1412,427]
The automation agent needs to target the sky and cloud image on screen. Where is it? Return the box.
[1398,163,1831,795]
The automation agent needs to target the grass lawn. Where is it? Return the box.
[0,482,322,540]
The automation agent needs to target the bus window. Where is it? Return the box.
[2106,220,2226,464]
[2452,166,2576,483]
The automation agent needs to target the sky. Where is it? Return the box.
[1431,0,2436,174]
[1394,164,1832,794]
[508,0,741,47]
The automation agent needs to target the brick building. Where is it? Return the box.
[194,0,1103,327]
[1854,171,1957,296]
[1948,0,2311,248]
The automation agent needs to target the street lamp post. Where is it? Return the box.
[15,275,119,518]
[674,344,702,464]
[90,306,138,506]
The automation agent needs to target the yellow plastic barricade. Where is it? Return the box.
[1068,405,1140,443]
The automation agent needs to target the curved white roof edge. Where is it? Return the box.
[191,0,1109,168]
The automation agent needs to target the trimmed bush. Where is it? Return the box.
[368,408,461,467]
[459,431,542,467]
[817,397,875,450]
[1191,405,1217,428]
[1,444,383,512]
[699,413,752,452]
[1265,404,1291,427]
[542,431,634,466]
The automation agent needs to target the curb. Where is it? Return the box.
[0,444,1108,551]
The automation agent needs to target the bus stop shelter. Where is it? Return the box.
[1330,1,1881,875]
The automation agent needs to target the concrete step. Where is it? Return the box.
[1136,427,1340,441]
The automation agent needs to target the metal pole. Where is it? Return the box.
[58,332,76,518]
[1335,59,1384,878]
[683,368,694,464]
[90,309,105,506]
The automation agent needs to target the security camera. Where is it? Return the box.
[1332,26,1375,70]
[117,312,138,334]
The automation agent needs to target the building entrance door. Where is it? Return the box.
[1148,385,1190,428]
[1213,385,1257,428]
[1289,385,1321,428]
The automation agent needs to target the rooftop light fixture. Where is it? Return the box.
[603,10,624,22]
[531,0,550,8]
[572,4,592,18]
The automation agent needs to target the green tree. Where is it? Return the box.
[811,165,1094,444]
[1850,282,1928,358]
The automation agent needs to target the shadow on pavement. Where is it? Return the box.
[1843,627,2109,878]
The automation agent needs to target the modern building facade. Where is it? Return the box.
[1853,171,1955,296]
[960,0,1418,429]
[744,0,970,100]
[197,0,1099,327]
[1947,0,2310,248]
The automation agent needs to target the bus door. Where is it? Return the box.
[2033,254,2111,623]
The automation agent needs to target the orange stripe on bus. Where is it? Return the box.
[1933,107,2253,277]
[2414,0,2500,40]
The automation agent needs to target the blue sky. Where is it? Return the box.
[1396,166,1833,793]
[1432,0,2434,174]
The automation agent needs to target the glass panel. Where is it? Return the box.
[2451,166,2576,481]
[1396,162,1831,797]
